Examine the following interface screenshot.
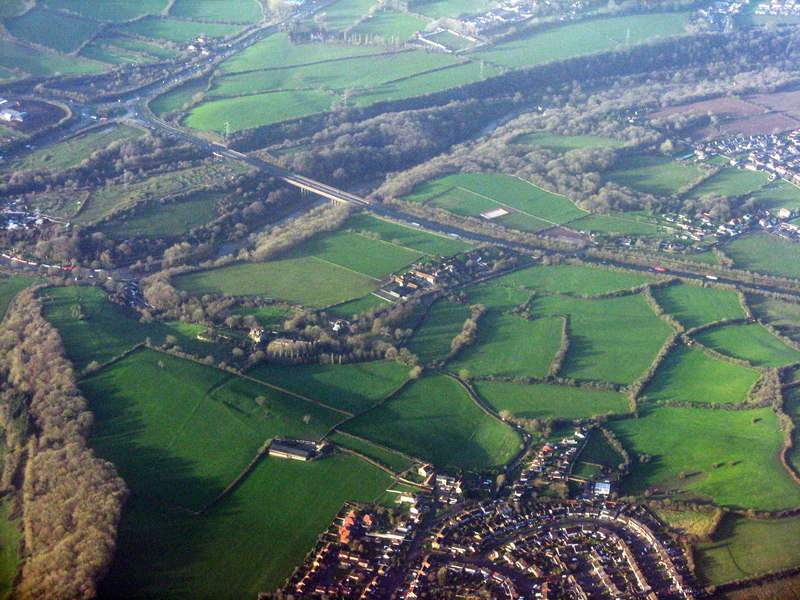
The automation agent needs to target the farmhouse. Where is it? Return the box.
[268,439,317,461]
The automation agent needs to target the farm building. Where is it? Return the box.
[268,439,317,461]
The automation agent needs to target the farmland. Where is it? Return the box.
[41,0,168,22]
[345,213,471,256]
[642,345,760,405]
[247,361,410,414]
[351,11,428,39]
[531,293,673,385]
[748,293,800,343]
[411,0,495,19]
[684,168,769,200]
[474,381,629,422]
[122,17,241,43]
[327,432,416,473]
[406,299,473,364]
[724,231,800,280]
[327,293,389,319]
[0,38,106,78]
[402,173,587,230]
[473,13,688,69]
[747,179,800,212]
[514,132,625,152]
[0,274,36,321]
[696,515,800,585]
[342,374,521,469]
[98,454,392,600]
[6,8,103,53]
[99,193,222,239]
[488,264,649,296]
[565,213,673,237]
[605,155,702,197]
[0,501,20,600]
[695,322,800,368]
[81,348,343,511]
[447,313,563,378]
[610,405,800,510]
[171,0,263,23]
[652,283,745,329]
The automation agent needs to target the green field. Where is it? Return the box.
[643,345,760,405]
[123,17,241,43]
[80,41,154,65]
[100,193,221,238]
[171,0,262,23]
[695,322,800,368]
[174,258,376,307]
[247,361,409,414]
[652,282,745,329]
[326,293,389,319]
[475,381,629,422]
[150,77,208,116]
[4,125,140,173]
[113,36,178,59]
[748,179,800,212]
[348,61,500,106]
[403,173,587,230]
[184,90,334,132]
[685,168,769,200]
[99,454,391,600]
[327,432,415,472]
[696,515,800,585]
[342,374,521,469]
[411,0,495,19]
[605,155,702,197]
[41,0,168,22]
[531,293,672,385]
[6,8,103,53]
[785,386,800,474]
[0,274,36,321]
[724,231,800,280]
[748,293,800,343]
[0,38,106,78]
[405,299,473,364]
[0,500,20,600]
[515,132,625,152]
[489,264,648,296]
[610,405,800,510]
[38,286,219,370]
[350,10,428,39]
[345,213,471,256]
[448,313,563,378]
[474,13,688,69]
[220,33,382,74]
[81,348,343,511]
[318,0,377,30]
[208,51,459,98]
[565,213,673,237]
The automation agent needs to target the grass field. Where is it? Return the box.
[81,348,343,511]
[610,405,800,510]
[220,33,382,74]
[4,125,140,173]
[0,500,20,600]
[208,51,459,98]
[724,231,800,280]
[326,293,389,319]
[784,386,800,474]
[38,286,220,370]
[473,13,688,69]
[405,299,474,364]
[565,213,675,237]
[748,293,800,343]
[514,132,625,152]
[98,454,391,600]
[318,0,376,30]
[100,193,221,238]
[747,179,800,212]
[695,322,800,368]
[247,361,409,414]
[184,90,334,132]
[447,313,563,378]
[80,41,154,65]
[350,10,428,39]
[403,173,587,230]
[489,264,649,296]
[642,345,760,405]
[0,39,106,78]
[327,432,415,472]
[171,0,262,23]
[42,0,168,22]
[342,374,521,469]
[605,155,702,197]
[6,8,103,53]
[531,293,672,385]
[684,168,769,200]
[475,381,629,422]
[123,17,241,43]
[410,0,495,18]
[150,78,208,116]
[652,282,745,329]
[0,274,36,321]
[696,515,800,585]
[345,213,471,256]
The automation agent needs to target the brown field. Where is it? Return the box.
[718,113,800,136]
[747,90,800,119]
[651,97,766,120]
[4,99,67,134]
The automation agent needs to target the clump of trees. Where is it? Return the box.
[446,304,486,360]
[0,289,127,600]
